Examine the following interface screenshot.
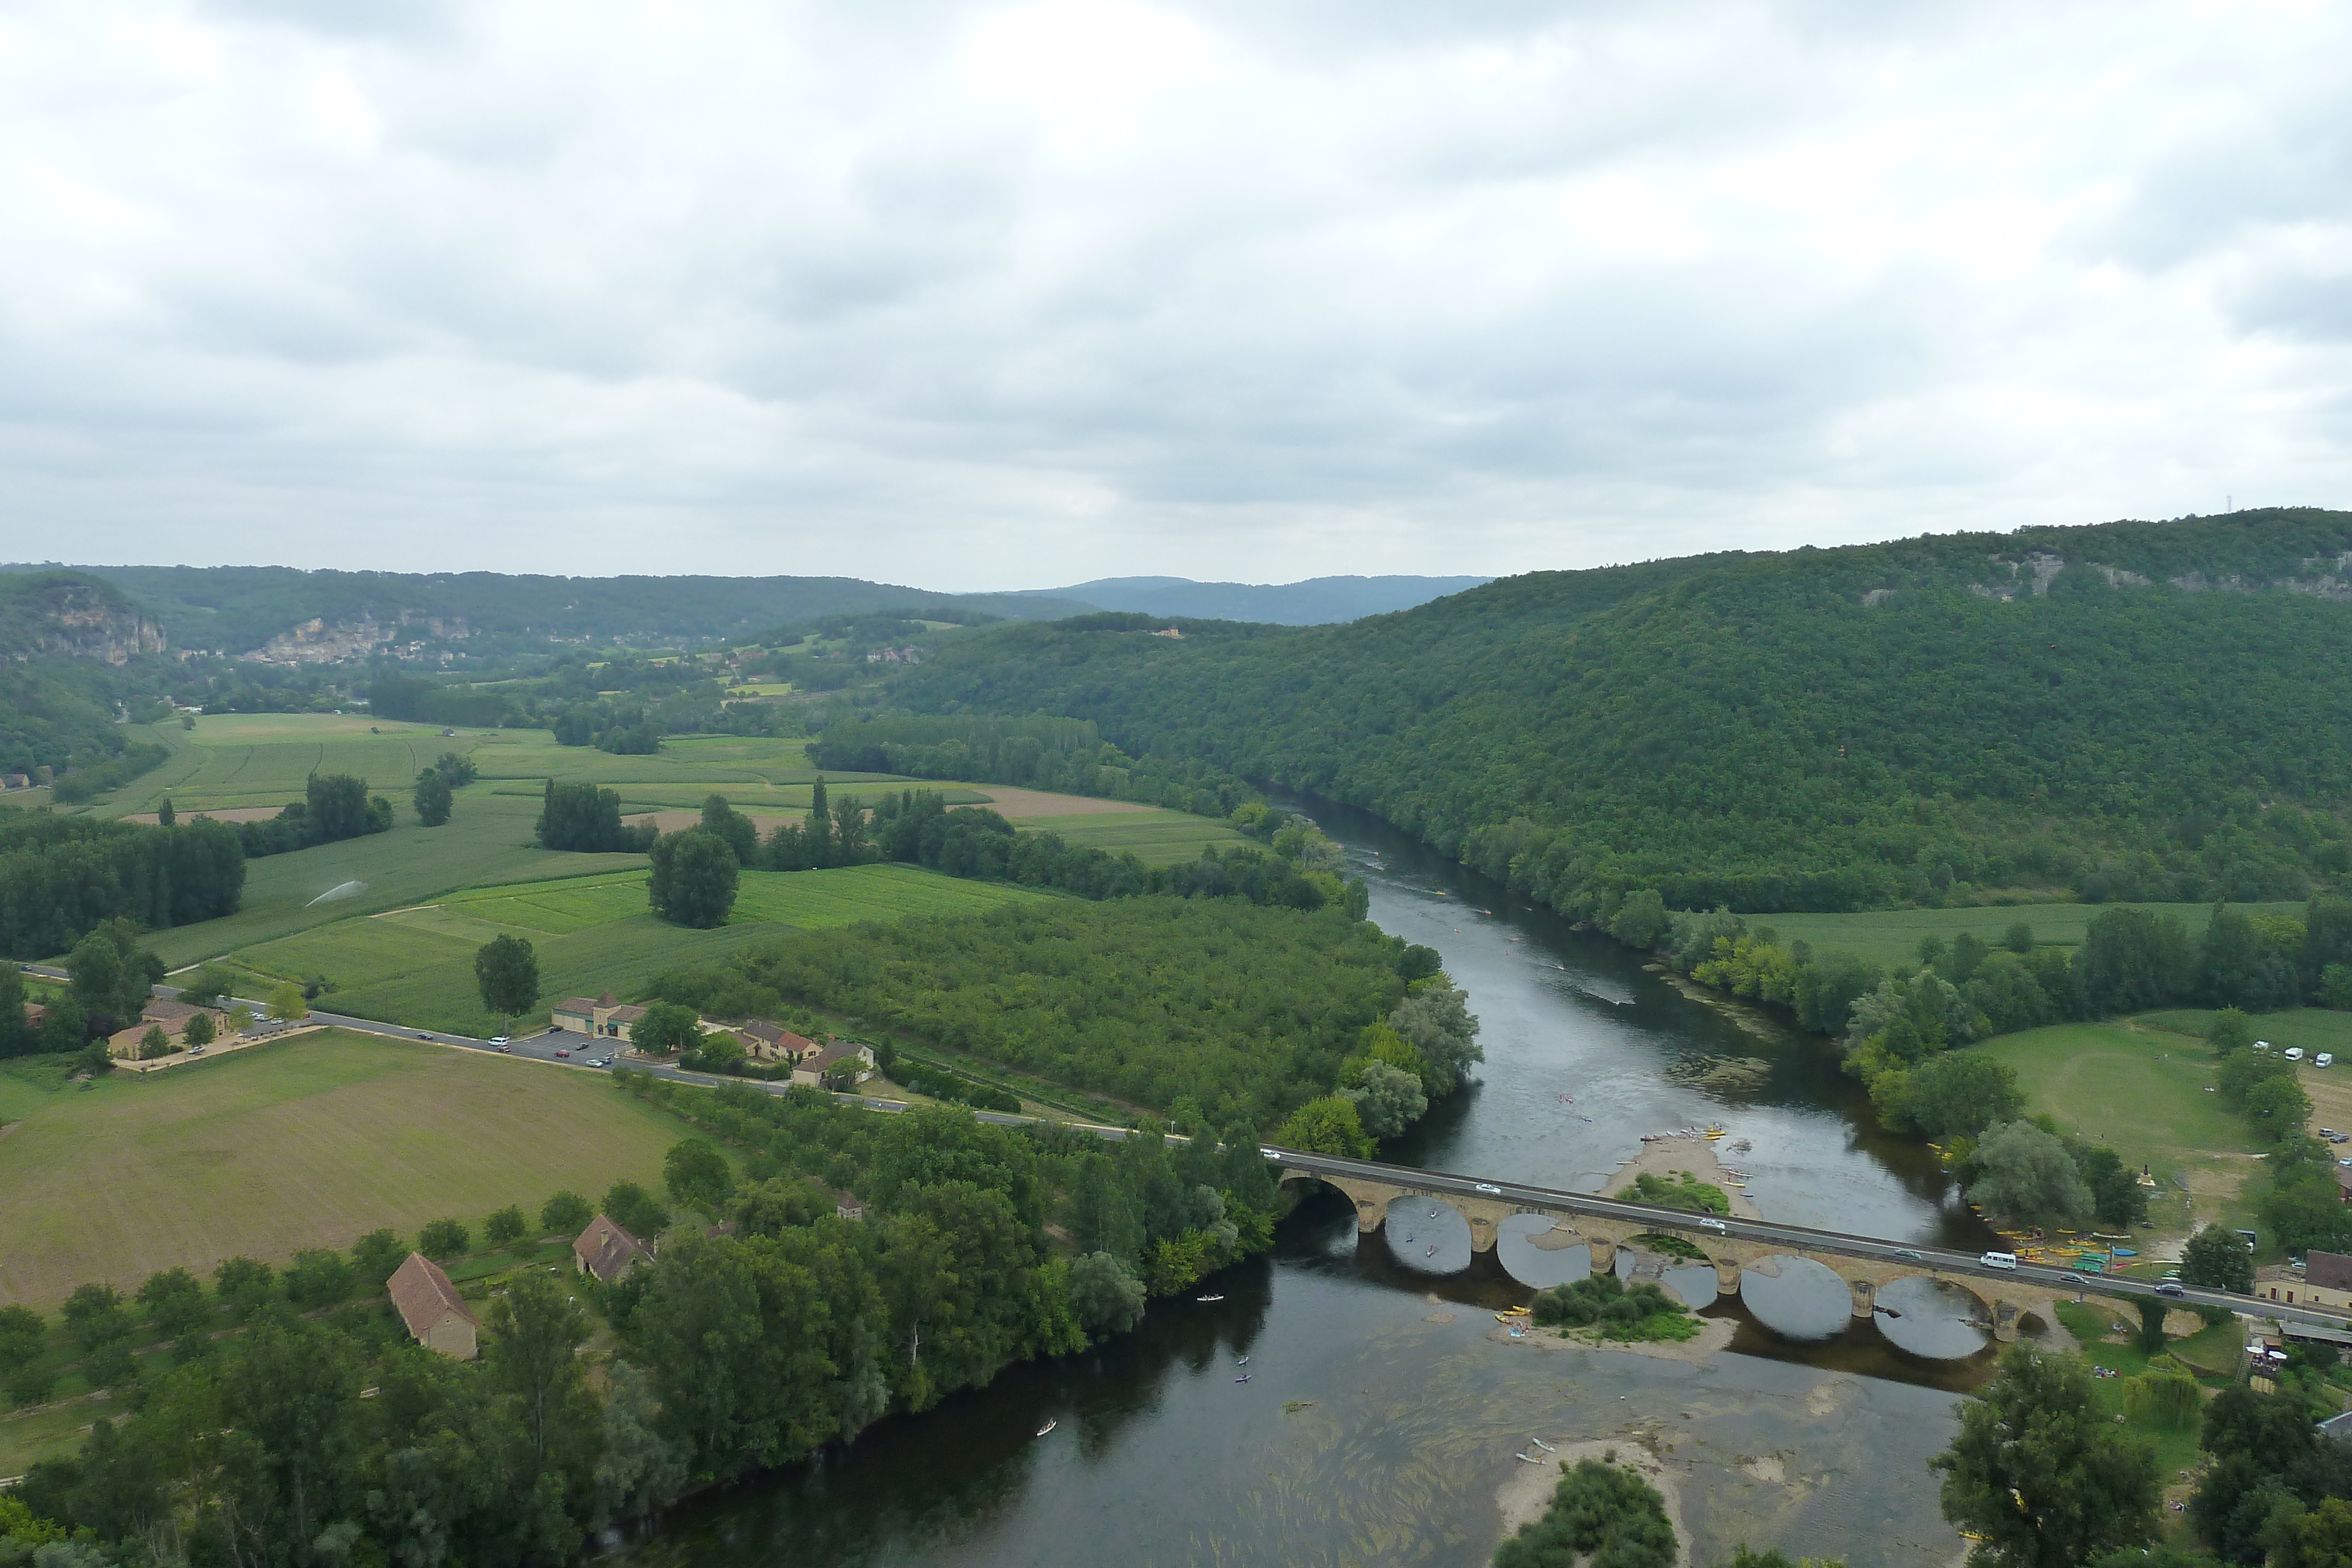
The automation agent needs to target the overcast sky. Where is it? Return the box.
[2,1,2347,590]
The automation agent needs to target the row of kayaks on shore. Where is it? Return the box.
[1639,1125,1729,1142]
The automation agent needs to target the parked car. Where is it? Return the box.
[2321,1054,2337,1069]
[2255,1040,2273,1052]
[2286,1047,2306,1062]
[554,1048,571,1059]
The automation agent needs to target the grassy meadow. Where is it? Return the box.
[220,864,1056,1034]
[1020,808,1251,865]
[1976,1020,2261,1237]
[1762,901,2308,971]
[0,1029,706,1309]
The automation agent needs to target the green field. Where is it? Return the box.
[0,1029,707,1309]
[1020,809,1251,865]
[221,865,1057,1034]
[2137,1008,2352,1058]
[1976,1021,2261,1236]
[1762,902,2308,971]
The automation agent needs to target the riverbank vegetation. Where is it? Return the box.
[3,1091,1289,1563]
[1495,1453,1679,1568]
[1529,1275,1699,1344]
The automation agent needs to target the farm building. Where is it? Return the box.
[389,1253,479,1360]
[108,998,231,1060]
[552,991,652,1044]
[573,1214,653,1283]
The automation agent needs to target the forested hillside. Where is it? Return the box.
[891,509,2352,916]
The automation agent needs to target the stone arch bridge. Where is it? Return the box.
[1275,1152,2072,1340]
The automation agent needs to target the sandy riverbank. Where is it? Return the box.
[1495,1437,1692,1567]
[1602,1133,1763,1221]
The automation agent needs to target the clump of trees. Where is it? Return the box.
[1962,1119,2147,1231]
[1495,1455,1679,1568]
[2180,1223,2257,1292]
[233,772,395,857]
[412,751,473,827]
[0,812,245,962]
[1933,1346,2163,1566]
[1529,1275,1695,1342]
[535,781,657,854]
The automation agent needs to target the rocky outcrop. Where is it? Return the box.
[240,612,471,664]
[0,573,166,664]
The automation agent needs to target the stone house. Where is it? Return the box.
[389,1253,479,1360]
[791,1041,877,1089]
[573,1214,654,1283]
[551,991,651,1044]
[2266,1250,2352,1310]
[737,1018,818,1064]
[108,997,230,1060]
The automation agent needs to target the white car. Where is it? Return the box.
[2254,1040,2272,1052]
[2287,1047,2306,1062]
[2321,1054,2336,1069]
[1472,1182,1502,1195]
[1700,1218,1727,1234]
[490,1035,511,1047]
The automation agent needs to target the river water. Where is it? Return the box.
[599,802,2007,1567]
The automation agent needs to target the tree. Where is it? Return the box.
[663,1138,735,1210]
[648,828,739,928]
[433,750,479,785]
[2003,921,2035,954]
[475,934,539,1029]
[181,1011,213,1048]
[1342,1061,1427,1140]
[0,965,34,1059]
[138,1024,171,1059]
[212,1256,276,1320]
[61,1283,132,1355]
[2207,1007,2258,1054]
[66,920,161,1021]
[542,1190,593,1234]
[283,1248,351,1307]
[1968,1121,2091,1226]
[699,793,759,867]
[2180,1223,2256,1292]
[350,1228,406,1289]
[485,1205,529,1246]
[1608,889,1673,949]
[2245,1075,2313,1142]
[156,797,175,827]
[2133,1295,2169,1358]
[266,981,306,1022]
[603,1181,669,1239]
[1932,1345,2161,1567]
[484,1270,592,1472]
[136,1268,211,1347]
[1068,1251,1147,1335]
[1389,983,1484,1095]
[629,1001,704,1056]
[2200,903,2301,1012]
[418,1218,470,1258]
[1273,1094,1374,1158]
[413,768,453,827]
[2077,910,2194,1018]
[1902,1051,2024,1139]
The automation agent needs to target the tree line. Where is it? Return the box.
[0,810,244,962]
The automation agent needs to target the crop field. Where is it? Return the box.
[1976,1021,2260,1234]
[0,1029,707,1308]
[219,865,1055,1033]
[137,790,641,968]
[1762,901,2308,971]
[1020,809,1250,865]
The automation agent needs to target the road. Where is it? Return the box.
[1264,1145,2352,1336]
[29,964,2323,1330]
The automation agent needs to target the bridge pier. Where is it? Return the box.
[1588,1235,1616,1272]
[1849,1274,1876,1319]
[1713,1256,1742,1295]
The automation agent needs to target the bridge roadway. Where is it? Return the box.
[1266,1145,2352,1336]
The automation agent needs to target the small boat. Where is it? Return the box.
[1196,1293,1224,1303]
[1234,1375,1251,1383]
[1531,1436,1557,1452]
[1515,1452,1544,1465]
[1035,1419,1056,1437]
[1427,1244,1437,1258]
[1237,1356,1248,1365]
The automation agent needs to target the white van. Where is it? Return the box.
[2320,1054,2336,1069]
[1980,1251,2019,1271]
[2254,1040,2272,1052]
[2287,1048,2306,1062]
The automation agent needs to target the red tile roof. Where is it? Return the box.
[388,1253,475,1341]
[573,1214,652,1282]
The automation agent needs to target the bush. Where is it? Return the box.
[285,1249,352,1308]
[212,1256,276,1320]
[483,1206,529,1246]
[418,1218,470,1259]
[350,1228,406,1290]
[602,1181,669,1239]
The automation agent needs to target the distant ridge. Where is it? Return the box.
[1023,574,1491,626]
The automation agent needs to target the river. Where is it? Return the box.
[597,801,2009,1567]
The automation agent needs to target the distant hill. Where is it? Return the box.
[0,571,171,775]
[0,564,1095,656]
[1020,575,1490,625]
[893,509,2352,915]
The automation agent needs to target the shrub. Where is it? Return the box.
[484,1205,529,1246]
[285,1249,352,1308]
[541,1191,593,1234]
[418,1218,470,1259]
